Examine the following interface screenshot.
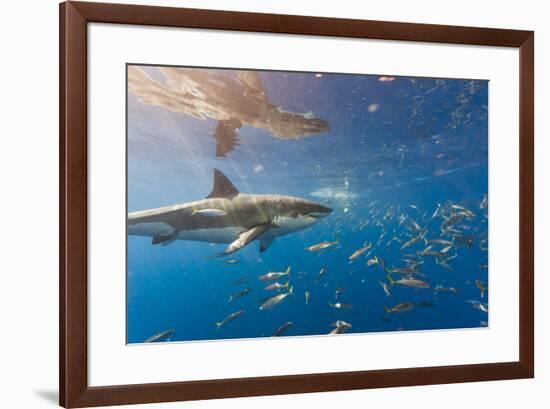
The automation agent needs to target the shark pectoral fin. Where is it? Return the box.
[152,231,178,246]
[259,237,274,253]
[217,224,271,256]
[214,119,242,158]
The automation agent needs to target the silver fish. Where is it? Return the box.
[144,329,175,343]
[260,287,293,310]
[329,320,352,334]
[272,321,294,337]
[259,266,291,281]
[348,242,372,262]
[329,302,354,310]
[306,240,339,252]
[228,288,252,302]
[216,310,245,328]
[384,302,414,313]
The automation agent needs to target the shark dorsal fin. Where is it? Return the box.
[207,169,240,199]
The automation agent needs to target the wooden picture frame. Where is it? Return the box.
[60,1,534,407]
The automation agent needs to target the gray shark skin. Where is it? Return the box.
[128,169,333,256]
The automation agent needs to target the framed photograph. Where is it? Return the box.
[60,1,534,407]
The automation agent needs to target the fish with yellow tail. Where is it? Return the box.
[306,239,339,252]
[258,266,291,281]
[264,281,290,291]
[260,286,294,310]
[348,242,372,263]
[367,256,379,267]
[475,279,487,298]
[387,274,430,289]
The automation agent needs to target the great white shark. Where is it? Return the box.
[128,169,333,256]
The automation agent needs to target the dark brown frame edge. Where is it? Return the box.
[60,1,534,407]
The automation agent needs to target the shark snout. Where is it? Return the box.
[309,204,333,219]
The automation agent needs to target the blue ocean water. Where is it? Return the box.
[127,66,488,343]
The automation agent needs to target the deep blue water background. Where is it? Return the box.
[127,67,488,343]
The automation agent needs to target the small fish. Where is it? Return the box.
[379,280,391,296]
[259,287,293,310]
[231,277,248,285]
[349,242,372,262]
[436,259,454,271]
[475,279,487,298]
[440,244,454,254]
[264,281,290,291]
[144,329,175,343]
[480,194,488,209]
[419,247,446,258]
[387,274,430,289]
[215,310,245,329]
[451,204,475,218]
[191,208,227,217]
[465,300,489,313]
[314,267,328,284]
[434,285,460,294]
[442,227,463,235]
[425,239,453,246]
[272,321,294,337]
[445,253,458,262]
[329,320,352,334]
[329,302,354,310]
[432,203,442,219]
[479,239,489,252]
[441,214,465,230]
[378,257,386,271]
[305,290,310,305]
[386,236,402,246]
[408,219,423,232]
[228,288,252,302]
[224,259,241,264]
[384,302,414,314]
[417,301,436,308]
[259,266,291,281]
[306,240,339,252]
[400,232,425,251]
[335,287,346,299]
[367,256,379,267]
[389,266,422,275]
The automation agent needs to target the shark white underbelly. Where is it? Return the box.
[128,222,240,244]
